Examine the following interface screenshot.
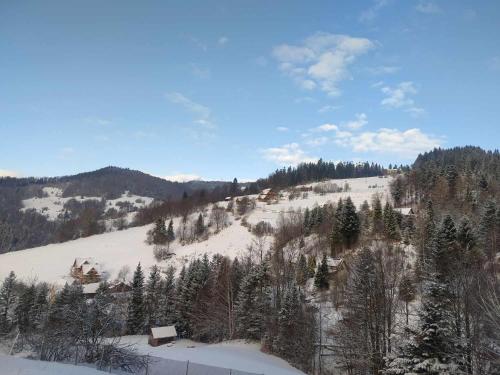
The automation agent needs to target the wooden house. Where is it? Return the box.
[71,257,102,284]
[258,188,278,202]
[148,326,177,347]
[394,207,414,216]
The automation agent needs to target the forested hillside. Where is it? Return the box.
[1,148,499,375]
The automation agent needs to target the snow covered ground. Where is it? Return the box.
[21,187,154,221]
[1,176,392,285]
[120,336,305,375]
[0,355,106,375]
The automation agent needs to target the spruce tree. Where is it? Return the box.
[0,271,16,332]
[372,195,384,235]
[166,219,175,244]
[144,265,162,330]
[161,266,176,325]
[152,217,167,245]
[307,255,316,278]
[195,213,205,238]
[340,197,360,248]
[15,283,36,333]
[127,263,145,334]
[296,254,308,287]
[314,254,329,290]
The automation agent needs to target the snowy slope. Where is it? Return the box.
[121,336,305,375]
[0,176,392,285]
[0,355,106,375]
[21,187,154,221]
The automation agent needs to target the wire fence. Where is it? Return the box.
[145,356,264,375]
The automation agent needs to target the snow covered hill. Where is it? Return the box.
[121,336,306,375]
[0,176,392,285]
[21,187,154,221]
[0,355,107,375]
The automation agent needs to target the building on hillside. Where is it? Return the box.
[258,188,278,202]
[394,207,414,216]
[148,326,177,347]
[71,257,102,284]
[82,282,100,299]
[326,257,348,275]
[82,280,132,299]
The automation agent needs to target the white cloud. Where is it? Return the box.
[318,105,340,113]
[343,113,368,129]
[345,128,442,158]
[276,126,289,132]
[262,143,318,166]
[218,36,229,45]
[359,0,392,23]
[380,81,424,116]
[273,32,374,97]
[0,169,20,177]
[367,65,400,75]
[294,96,315,104]
[415,1,441,14]
[162,173,202,183]
[306,136,329,146]
[166,92,216,130]
[315,123,339,132]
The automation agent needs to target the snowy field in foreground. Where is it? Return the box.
[121,336,305,375]
[0,176,392,285]
[0,355,106,375]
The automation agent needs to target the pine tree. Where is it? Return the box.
[314,254,329,290]
[161,266,176,325]
[307,255,316,278]
[372,195,384,235]
[383,202,400,241]
[195,213,205,238]
[479,201,498,261]
[296,253,308,287]
[399,274,416,325]
[127,263,145,334]
[235,263,271,340]
[166,219,175,245]
[144,265,162,330]
[340,197,360,248]
[0,271,16,332]
[303,208,311,235]
[152,217,167,245]
[15,283,36,333]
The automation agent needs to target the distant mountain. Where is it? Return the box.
[0,166,230,200]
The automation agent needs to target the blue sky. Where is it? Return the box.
[1,0,499,181]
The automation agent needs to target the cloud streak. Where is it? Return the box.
[261,143,318,166]
[273,32,374,97]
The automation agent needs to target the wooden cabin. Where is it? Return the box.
[394,207,414,216]
[148,326,177,347]
[258,188,278,202]
[71,257,102,284]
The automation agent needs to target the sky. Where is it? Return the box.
[1,0,499,181]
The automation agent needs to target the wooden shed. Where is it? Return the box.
[148,326,177,347]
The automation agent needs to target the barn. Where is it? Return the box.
[148,326,177,347]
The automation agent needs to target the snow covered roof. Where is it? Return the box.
[394,207,414,215]
[82,282,100,295]
[260,188,272,195]
[82,263,100,275]
[326,257,344,268]
[74,257,95,268]
[151,325,177,339]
